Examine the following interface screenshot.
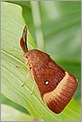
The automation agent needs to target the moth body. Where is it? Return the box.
[20,26,78,114]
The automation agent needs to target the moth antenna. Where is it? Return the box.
[20,26,28,53]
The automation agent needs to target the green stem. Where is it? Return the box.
[30,1,44,50]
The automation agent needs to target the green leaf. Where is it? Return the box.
[1,94,28,114]
[1,2,81,121]
[1,104,35,121]
[8,1,36,42]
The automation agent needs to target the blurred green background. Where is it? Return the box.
[1,1,81,121]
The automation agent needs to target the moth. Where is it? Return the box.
[20,26,78,114]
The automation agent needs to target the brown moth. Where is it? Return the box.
[20,26,78,114]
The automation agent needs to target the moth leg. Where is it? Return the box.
[30,83,36,94]
[21,69,31,87]
[17,57,29,69]
[16,63,25,69]
[21,76,27,87]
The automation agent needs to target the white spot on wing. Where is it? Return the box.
[45,80,49,85]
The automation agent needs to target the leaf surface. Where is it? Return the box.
[1,2,81,120]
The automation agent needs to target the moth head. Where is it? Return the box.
[23,53,28,59]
